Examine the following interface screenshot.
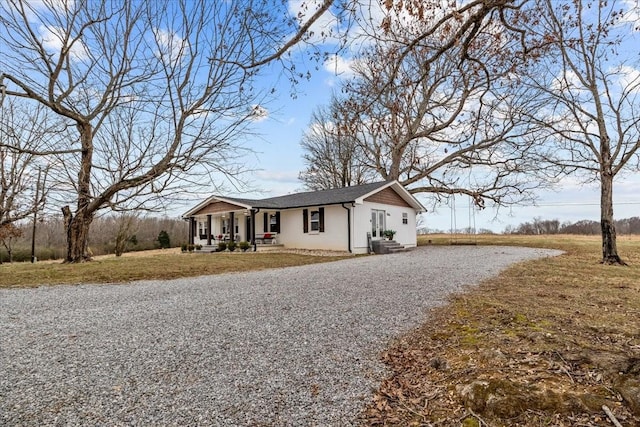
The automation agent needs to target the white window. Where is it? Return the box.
[310,211,320,231]
[402,212,408,225]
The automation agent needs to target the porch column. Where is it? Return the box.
[251,209,257,251]
[229,212,235,243]
[206,215,212,245]
[189,217,195,245]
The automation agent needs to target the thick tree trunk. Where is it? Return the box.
[600,171,626,265]
[63,122,95,263]
[62,206,94,262]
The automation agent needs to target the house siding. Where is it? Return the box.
[364,187,412,208]
[352,201,417,254]
[278,205,348,251]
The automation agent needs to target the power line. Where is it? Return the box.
[531,201,640,207]
[451,201,640,209]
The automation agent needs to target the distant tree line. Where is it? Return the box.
[0,215,187,263]
[504,217,640,236]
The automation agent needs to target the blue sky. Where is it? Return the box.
[230,82,640,233]
[179,1,640,233]
[4,0,636,232]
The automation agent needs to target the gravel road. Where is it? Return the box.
[0,246,561,426]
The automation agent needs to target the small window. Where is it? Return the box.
[270,214,278,232]
[303,208,323,233]
[402,213,408,225]
[199,221,208,235]
[310,211,319,231]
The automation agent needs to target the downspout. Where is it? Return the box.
[341,203,353,253]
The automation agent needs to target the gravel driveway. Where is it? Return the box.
[1,246,561,426]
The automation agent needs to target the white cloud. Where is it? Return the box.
[619,0,640,30]
[250,105,269,122]
[551,69,584,92]
[39,24,89,61]
[236,170,306,199]
[153,28,188,66]
[324,77,337,87]
[615,65,640,93]
[323,54,355,77]
[288,0,341,45]
[24,0,75,20]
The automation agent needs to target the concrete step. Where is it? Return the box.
[388,246,412,254]
[371,239,407,254]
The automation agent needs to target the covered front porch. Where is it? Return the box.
[185,199,282,251]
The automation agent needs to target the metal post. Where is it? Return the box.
[31,167,41,263]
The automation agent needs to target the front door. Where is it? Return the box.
[371,209,386,239]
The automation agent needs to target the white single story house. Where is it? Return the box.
[182,180,425,254]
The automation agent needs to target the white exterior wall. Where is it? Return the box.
[189,201,418,253]
[352,202,418,254]
[278,205,349,251]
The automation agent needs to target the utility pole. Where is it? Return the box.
[31,167,41,263]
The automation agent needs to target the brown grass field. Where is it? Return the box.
[364,234,640,426]
[0,248,352,288]
[1,234,639,425]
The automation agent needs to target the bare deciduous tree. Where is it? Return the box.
[0,0,340,262]
[308,2,551,209]
[113,213,139,257]
[522,0,640,264]
[0,99,51,231]
[299,102,375,190]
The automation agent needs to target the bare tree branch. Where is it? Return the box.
[0,0,344,262]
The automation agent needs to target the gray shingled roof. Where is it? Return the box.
[224,181,391,209]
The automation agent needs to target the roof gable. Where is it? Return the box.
[363,187,412,208]
[182,196,255,217]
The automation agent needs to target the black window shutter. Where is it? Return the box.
[263,212,268,232]
[303,209,308,233]
[275,212,281,233]
[319,207,325,232]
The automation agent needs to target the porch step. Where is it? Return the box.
[371,240,410,254]
[197,245,218,252]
